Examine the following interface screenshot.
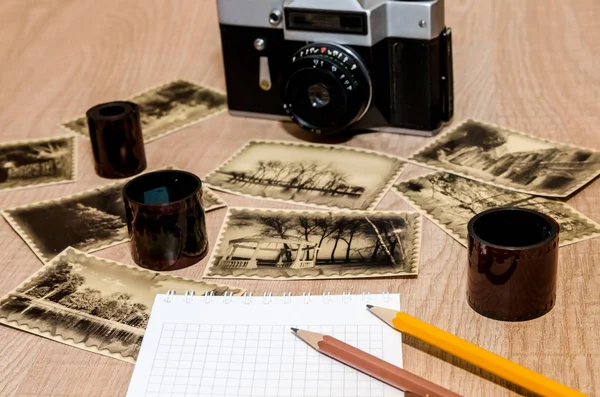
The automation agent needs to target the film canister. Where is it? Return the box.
[467,207,560,321]
[86,101,147,178]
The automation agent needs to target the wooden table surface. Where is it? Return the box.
[1,0,599,396]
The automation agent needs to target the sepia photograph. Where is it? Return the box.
[2,177,227,263]
[0,135,76,192]
[204,140,406,210]
[408,119,600,197]
[0,248,245,363]
[203,207,422,280]
[394,171,600,247]
[201,186,227,212]
[61,80,227,142]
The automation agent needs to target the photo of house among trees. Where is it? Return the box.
[409,119,600,197]
[205,141,405,210]
[0,136,75,191]
[204,208,422,280]
[0,248,245,363]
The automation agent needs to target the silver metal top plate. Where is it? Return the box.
[217,0,445,44]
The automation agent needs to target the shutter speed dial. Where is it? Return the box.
[282,43,372,136]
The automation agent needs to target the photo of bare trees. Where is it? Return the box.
[0,248,245,363]
[203,208,421,280]
[204,141,405,210]
[2,176,227,263]
[395,171,600,247]
[409,119,600,197]
[61,80,227,142]
[0,136,75,191]
[3,181,127,263]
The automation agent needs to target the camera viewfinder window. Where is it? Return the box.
[286,10,368,35]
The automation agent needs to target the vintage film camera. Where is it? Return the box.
[217,0,453,137]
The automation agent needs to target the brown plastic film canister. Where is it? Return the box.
[122,170,209,271]
[467,207,559,322]
[86,101,147,178]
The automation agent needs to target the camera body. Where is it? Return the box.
[217,0,453,136]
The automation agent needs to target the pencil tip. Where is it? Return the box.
[366,304,373,309]
[291,327,299,333]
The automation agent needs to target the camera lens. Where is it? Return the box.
[282,43,372,135]
[308,84,331,108]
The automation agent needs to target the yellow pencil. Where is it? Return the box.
[367,305,588,397]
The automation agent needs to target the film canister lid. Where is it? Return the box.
[86,101,147,179]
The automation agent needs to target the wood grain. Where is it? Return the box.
[0,0,598,396]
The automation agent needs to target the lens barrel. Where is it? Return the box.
[282,43,372,136]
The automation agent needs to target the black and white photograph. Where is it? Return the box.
[2,178,227,263]
[395,171,600,247]
[204,140,406,210]
[408,119,600,197]
[203,207,422,280]
[0,248,245,363]
[61,80,228,142]
[200,186,227,212]
[0,135,76,192]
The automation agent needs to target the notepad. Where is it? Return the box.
[127,293,403,397]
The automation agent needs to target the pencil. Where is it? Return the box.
[366,305,588,397]
[291,327,462,397]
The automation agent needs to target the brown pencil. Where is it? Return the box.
[291,328,462,397]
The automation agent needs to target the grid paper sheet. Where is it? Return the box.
[127,294,403,397]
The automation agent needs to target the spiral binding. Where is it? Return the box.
[184,290,195,303]
[163,290,393,304]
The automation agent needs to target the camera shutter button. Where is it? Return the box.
[269,9,282,26]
